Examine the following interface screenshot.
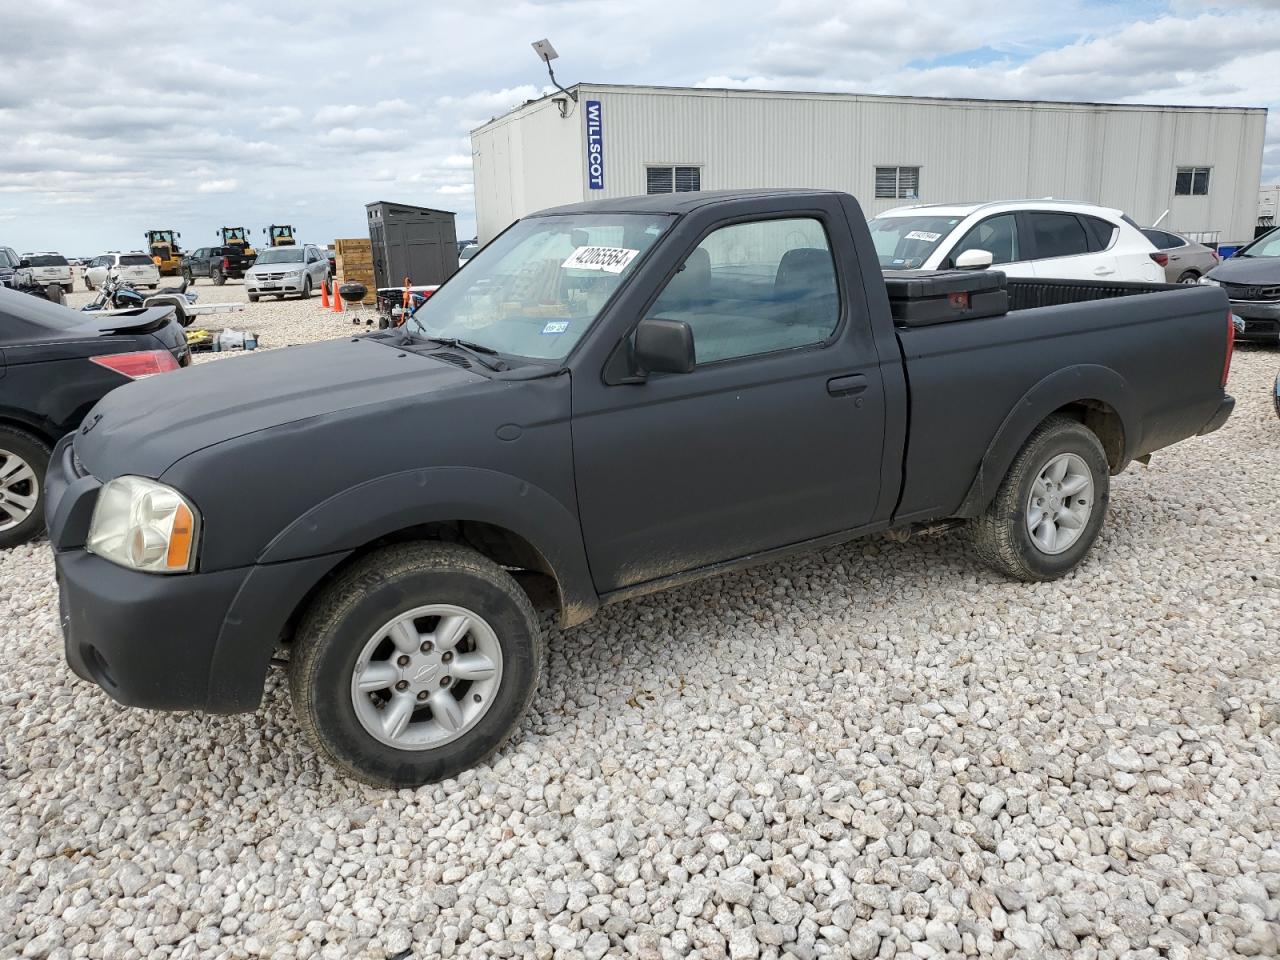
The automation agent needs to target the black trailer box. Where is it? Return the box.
[883,269,1009,325]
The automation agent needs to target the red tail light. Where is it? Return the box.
[91,349,180,380]
[1210,250,1220,263]
[1149,252,1169,267]
[222,257,231,270]
[1222,310,1235,387]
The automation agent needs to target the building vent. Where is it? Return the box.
[647,166,701,194]
[875,166,920,200]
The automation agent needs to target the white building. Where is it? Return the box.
[471,83,1267,246]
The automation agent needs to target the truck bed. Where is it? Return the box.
[882,275,1230,523]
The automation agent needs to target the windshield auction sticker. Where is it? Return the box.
[905,231,942,242]
[562,246,639,274]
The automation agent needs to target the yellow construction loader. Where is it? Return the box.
[263,224,296,247]
[218,227,256,258]
[144,230,183,275]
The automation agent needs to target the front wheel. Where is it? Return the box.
[300,275,312,299]
[248,293,259,302]
[0,427,51,550]
[288,543,543,787]
[182,268,194,283]
[969,415,1110,581]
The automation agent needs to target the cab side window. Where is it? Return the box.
[951,214,1020,265]
[644,217,840,366]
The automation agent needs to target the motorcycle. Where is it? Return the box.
[82,274,199,325]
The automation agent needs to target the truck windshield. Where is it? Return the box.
[410,213,672,360]
[867,215,965,268]
[255,248,304,264]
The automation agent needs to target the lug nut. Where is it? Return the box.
[440,676,451,687]
[420,641,433,653]
[395,680,409,691]
[442,651,453,663]
[397,654,410,666]
[417,690,429,701]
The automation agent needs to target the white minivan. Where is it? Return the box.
[868,200,1164,283]
[84,252,161,290]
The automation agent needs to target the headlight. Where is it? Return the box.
[87,476,200,573]
[1199,277,1220,286]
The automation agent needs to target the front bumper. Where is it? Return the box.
[1228,299,1280,342]
[45,436,346,713]
[246,275,305,294]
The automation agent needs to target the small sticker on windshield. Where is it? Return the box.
[905,230,942,242]
[541,321,569,335]
[562,246,639,274]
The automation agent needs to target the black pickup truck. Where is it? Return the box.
[180,245,254,284]
[46,189,1235,786]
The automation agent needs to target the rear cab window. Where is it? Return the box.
[119,254,154,266]
[28,255,69,267]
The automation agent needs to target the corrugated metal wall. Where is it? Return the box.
[472,85,1267,243]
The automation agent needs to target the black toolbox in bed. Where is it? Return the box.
[883,269,1009,325]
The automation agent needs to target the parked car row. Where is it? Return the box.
[1200,226,1280,344]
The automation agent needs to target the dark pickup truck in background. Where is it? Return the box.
[46,188,1235,787]
[181,245,255,285]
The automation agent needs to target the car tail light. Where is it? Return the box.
[1222,310,1235,387]
[1149,252,1169,267]
[1210,250,1220,263]
[222,257,231,271]
[90,349,180,380]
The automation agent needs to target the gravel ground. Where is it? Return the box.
[1,292,1277,959]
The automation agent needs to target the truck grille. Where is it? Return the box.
[255,272,287,281]
[1222,281,1280,301]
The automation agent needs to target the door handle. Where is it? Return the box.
[827,374,868,397]
[1093,266,1115,276]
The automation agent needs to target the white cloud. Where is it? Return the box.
[0,0,1274,252]
[196,179,239,194]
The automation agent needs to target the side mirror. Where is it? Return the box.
[18,259,31,269]
[954,249,994,270]
[634,318,695,375]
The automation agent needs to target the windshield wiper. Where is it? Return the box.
[421,336,507,371]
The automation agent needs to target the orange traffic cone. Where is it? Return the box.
[332,282,343,313]
[320,277,330,308]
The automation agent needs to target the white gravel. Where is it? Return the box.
[1,293,1278,959]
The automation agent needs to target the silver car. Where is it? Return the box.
[1141,229,1221,284]
[244,244,330,301]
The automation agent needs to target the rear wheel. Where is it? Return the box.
[288,542,542,787]
[211,268,225,286]
[62,283,73,294]
[1177,270,1200,284]
[969,414,1110,581]
[0,427,51,550]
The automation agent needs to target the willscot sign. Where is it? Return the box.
[585,100,604,190]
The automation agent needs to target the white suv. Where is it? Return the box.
[868,200,1164,282]
[243,243,330,301]
[84,252,161,290]
[17,252,74,293]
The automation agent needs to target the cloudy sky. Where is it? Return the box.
[1,0,1276,254]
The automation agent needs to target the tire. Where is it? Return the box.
[300,275,312,299]
[44,284,65,305]
[182,268,194,283]
[84,278,94,291]
[289,542,542,787]
[1177,270,1200,284]
[0,427,51,550]
[62,283,73,294]
[248,293,259,302]
[969,414,1110,581]
[212,268,225,286]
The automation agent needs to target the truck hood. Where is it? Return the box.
[75,336,484,479]
[1206,256,1280,285]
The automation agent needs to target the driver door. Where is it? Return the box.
[571,208,887,594]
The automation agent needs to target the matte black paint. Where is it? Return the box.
[0,289,188,445]
[46,190,1235,715]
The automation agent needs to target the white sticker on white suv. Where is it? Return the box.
[905,231,943,242]
[561,246,639,274]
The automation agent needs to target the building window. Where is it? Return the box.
[647,166,701,194]
[875,166,920,200]
[1175,167,1210,196]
